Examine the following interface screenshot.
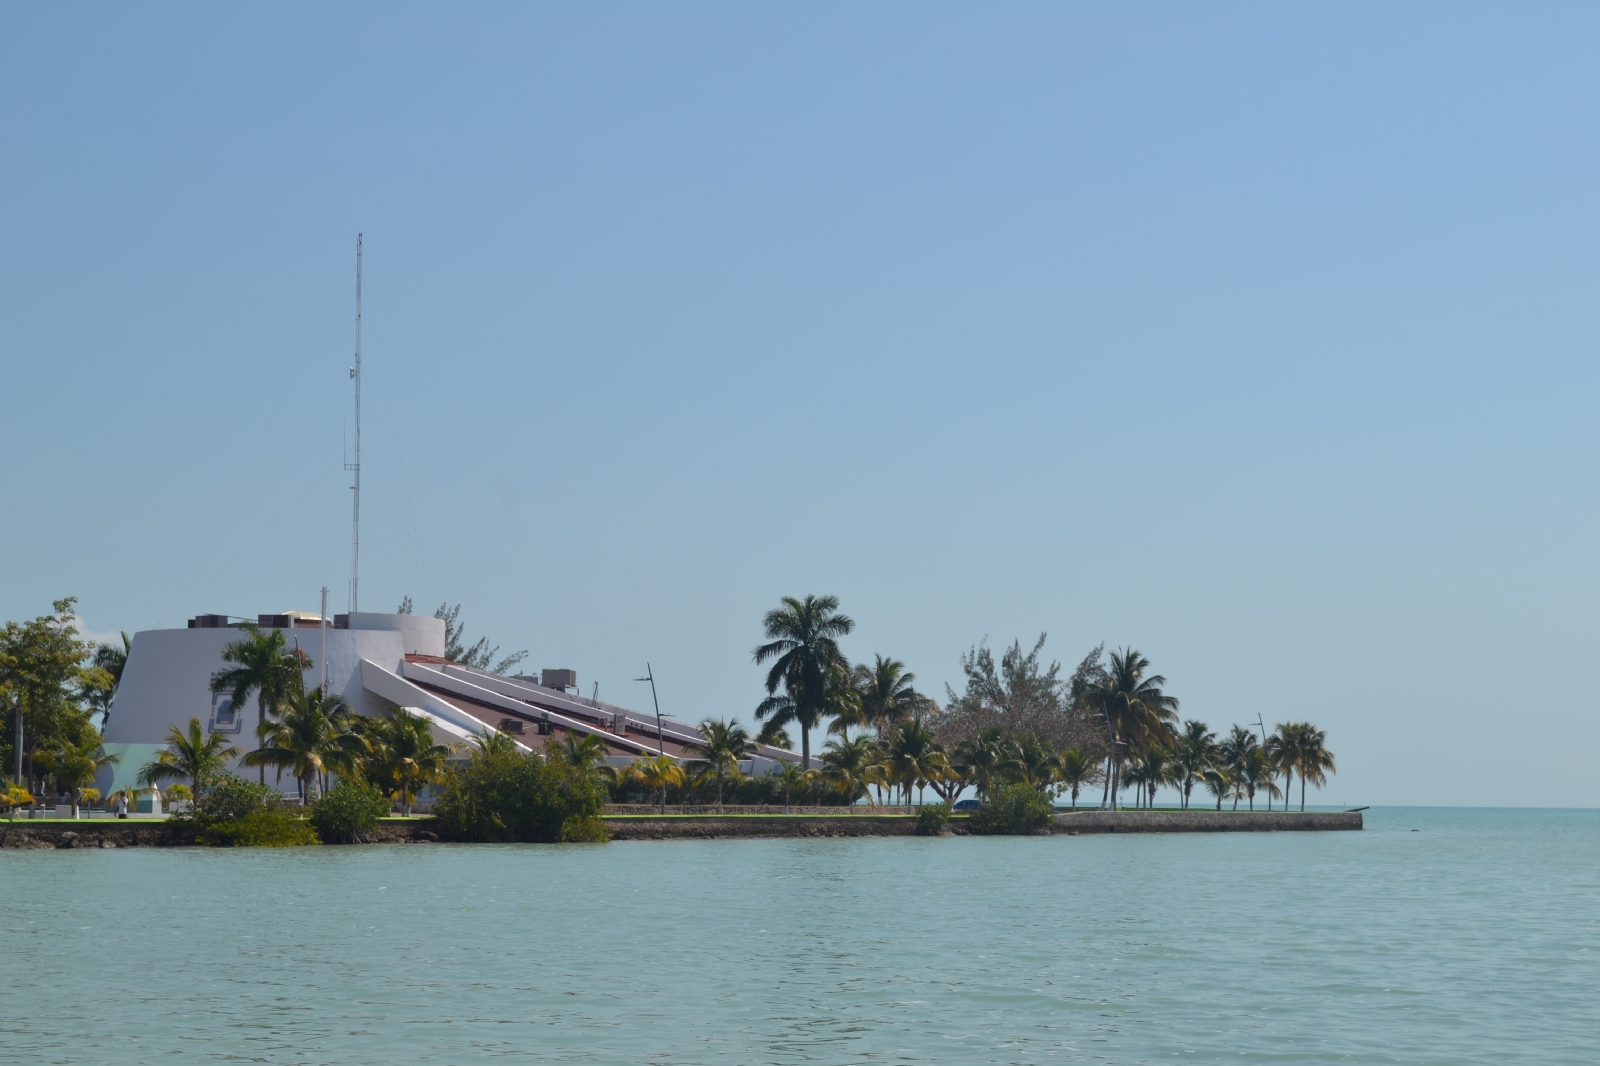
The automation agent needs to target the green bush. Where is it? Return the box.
[968,784,1056,835]
[176,772,318,848]
[311,780,392,844]
[432,750,607,843]
[915,801,952,835]
[557,815,611,843]
[196,810,319,847]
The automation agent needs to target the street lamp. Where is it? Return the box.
[634,664,668,812]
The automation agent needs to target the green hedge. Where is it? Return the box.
[968,784,1056,835]
[311,780,392,843]
[432,750,608,843]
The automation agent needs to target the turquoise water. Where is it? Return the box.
[2,807,1596,1064]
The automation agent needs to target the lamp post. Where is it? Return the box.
[634,664,668,812]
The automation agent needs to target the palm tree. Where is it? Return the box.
[367,709,452,815]
[623,753,685,814]
[882,716,948,808]
[1240,747,1281,811]
[550,730,620,789]
[1082,648,1179,808]
[1202,765,1232,810]
[1219,725,1258,810]
[138,717,242,795]
[1057,747,1098,809]
[819,734,881,807]
[472,729,521,757]
[953,727,1009,801]
[241,686,367,802]
[35,735,120,815]
[1003,734,1063,794]
[1174,720,1216,810]
[1139,745,1178,808]
[211,624,305,784]
[771,760,817,813]
[848,655,926,736]
[1282,722,1336,811]
[686,719,756,813]
[752,595,854,768]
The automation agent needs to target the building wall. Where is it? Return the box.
[103,614,447,780]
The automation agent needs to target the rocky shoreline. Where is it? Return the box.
[1,809,1360,848]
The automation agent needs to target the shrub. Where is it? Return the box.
[311,780,392,844]
[432,750,607,843]
[197,810,319,847]
[915,801,952,835]
[176,772,318,847]
[968,784,1056,835]
[557,815,611,843]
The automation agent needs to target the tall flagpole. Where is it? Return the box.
[347,234,362,613]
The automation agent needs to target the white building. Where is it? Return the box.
[98,610,798,800]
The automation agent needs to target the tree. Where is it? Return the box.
[752,595,854,769]
[819,735,880,807]
[138,718,242,795]
[1003,734,1063,794]
[952,727,1009,801]
[364,709,453,815]
[1,598,95,795]
[211,624,305,784]
[1281,722,1336,810]
[84,632,131,731]
[623,753,685,814]
[849,655,927,736]
[1082,648,1179,809]
[242,687,367,802]
[1219,725,1258,810]
[549,730,620,790]
[1057,747,1098,809]
[1239,747,1280,811]
[939,635,1098,753]
[1201,765,1232,810]
[882,716,948,807]
[771,760,817,813]
[425,602,528,675]
[1174,720,1216,810]
[686,718,756,813]
[34,735,119,814]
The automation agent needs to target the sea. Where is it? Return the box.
[2,807,1595,1064]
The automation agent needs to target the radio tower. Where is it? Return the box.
[346,233,362,613]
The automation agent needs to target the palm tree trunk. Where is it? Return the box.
[1301,775,1306,812]
[1285,768,1294,813]
[716,769,724,814]
[801,726,810,770]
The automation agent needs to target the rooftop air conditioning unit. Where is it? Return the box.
[497,719,525,735]
[541,668,577,691]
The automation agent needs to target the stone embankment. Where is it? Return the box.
[1052,810,1362,833]
[1,821,193,849]
[1,810,1361,848]
[604,804,913,816]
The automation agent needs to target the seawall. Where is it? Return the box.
[1054,810,1363,833]
[0,809,1361,848]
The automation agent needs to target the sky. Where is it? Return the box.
[3,3,1597,807]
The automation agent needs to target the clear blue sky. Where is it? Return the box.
[3,4,1596,806]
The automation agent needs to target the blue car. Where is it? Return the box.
[952,799,981,812]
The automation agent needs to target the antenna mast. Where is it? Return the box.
[346,234,362,613]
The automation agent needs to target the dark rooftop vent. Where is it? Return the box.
[188,614,230,629]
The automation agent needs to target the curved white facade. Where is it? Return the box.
[101,614,446,792]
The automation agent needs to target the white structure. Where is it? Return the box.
[98,610,800,800]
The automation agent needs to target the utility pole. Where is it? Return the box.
[319,586,329,694]
[345,234,362,613]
